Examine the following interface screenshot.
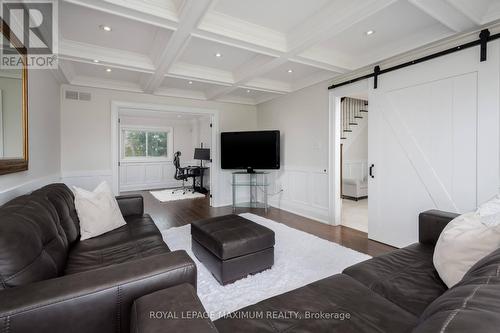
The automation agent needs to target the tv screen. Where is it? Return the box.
[221,130,280,171]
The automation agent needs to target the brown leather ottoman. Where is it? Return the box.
[191,215,275,285]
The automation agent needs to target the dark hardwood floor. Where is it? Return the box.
[126,191,395,257]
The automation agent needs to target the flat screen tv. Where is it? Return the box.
[221,130,280,172]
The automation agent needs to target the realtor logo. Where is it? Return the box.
[1,0,58,69]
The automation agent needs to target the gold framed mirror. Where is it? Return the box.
[0,19,28,175]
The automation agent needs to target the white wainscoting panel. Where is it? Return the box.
[0,174,61,205]
[120,161,182,192]
[269,166,329,224]
[61,170,113,191]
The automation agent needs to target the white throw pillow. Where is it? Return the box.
[433,211,500,288]
[477,194,500,217]
[73,182,126,241]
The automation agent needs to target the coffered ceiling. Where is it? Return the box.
[56,0,500,105]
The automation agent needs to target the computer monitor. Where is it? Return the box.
[194,148,210,167]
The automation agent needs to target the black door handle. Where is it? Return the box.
[369,164,375,178]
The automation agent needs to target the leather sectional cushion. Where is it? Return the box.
[415,248,500,332]
[131,283,218,333]
[343,243,447,316]
[65,235,170,275]
[0,195,69,289]
[191,215,275,260]
[215,274,417,333]
[71,214,161,252]
[33,183,81,245]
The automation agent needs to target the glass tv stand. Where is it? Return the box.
[232,171,269,212]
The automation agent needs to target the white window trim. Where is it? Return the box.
[120,125,173,162]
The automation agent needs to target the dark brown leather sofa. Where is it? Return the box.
[0,183,196,333]
[133,210,500,333]
[213,210,500,332]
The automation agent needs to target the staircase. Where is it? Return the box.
[341,97,368,142]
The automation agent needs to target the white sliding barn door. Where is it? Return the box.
[368,42,500,248]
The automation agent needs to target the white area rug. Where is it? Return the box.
[150,189,205,202]
[161,213,371,320]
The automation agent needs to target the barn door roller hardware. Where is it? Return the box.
[329,28,499,90]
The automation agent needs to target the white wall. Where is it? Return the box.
[257,80,330,223]
[0,70,61,204]
[60,85,257,205]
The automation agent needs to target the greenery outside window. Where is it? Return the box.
[121,126,173,161]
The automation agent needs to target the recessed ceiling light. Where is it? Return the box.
[365,30,375,36]
[246,89,251,93]
[93,59,100,63]
[287,69,293,73]
[215,52,222,58]
[100,25,112,32]
[106,68,112,72]
[188,81,193,85]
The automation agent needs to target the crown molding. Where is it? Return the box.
[154,87,207,100]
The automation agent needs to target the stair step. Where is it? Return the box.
[360,110,368,112]
[341,137,347,140]
[344,129,352,132]
[349,122,358,125]
[354,116,363,119]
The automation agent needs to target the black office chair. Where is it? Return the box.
[172,151,195,195]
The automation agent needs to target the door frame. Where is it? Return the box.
[111,101,220,206]
[328,80,369,225]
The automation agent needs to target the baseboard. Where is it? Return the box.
[0,173,61,205]
[120,181,181,192]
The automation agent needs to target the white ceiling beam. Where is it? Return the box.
[445,0,487,25]
[63,0,179,29]
[207,0,391,100]
[287,0,397,53]
[408,0,477,32]
[142,0,214,93]
[59,39,155,72]
[197,11,287,53]
[70,76,143,93]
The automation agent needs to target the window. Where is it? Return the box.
[121,127,172,160]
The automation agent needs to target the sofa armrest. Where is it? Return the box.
[0,250,196,333]
[419,210,459,246]
[116,194,144,217]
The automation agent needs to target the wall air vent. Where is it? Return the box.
[79,92,91,101]
[65,90,78,100]
[65,90,92,101]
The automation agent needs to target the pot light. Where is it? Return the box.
[100,25,112,32]
[365,30,375,36]
[246,89,251,93]
[287,69,293,73]
[93,59,100,63]
[215,52,222,58]
[106,68,112,72]
[188,81,193,85]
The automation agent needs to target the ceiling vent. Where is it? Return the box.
[65,90,92,101]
